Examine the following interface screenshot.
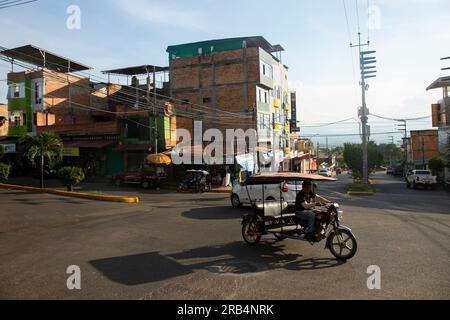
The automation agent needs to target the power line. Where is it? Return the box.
[299,131,403,138]
[0,55,253,124]
[0,0,37,9]
[0,45,254,120]
[355,0,361,33]
[369,113,431,121]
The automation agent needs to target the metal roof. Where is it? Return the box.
[102,65,169,76]
[0,44,90,72]
[167,36,284,59]
[426,76,450,90]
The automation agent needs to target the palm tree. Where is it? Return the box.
[21,132,64,189]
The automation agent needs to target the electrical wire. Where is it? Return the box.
[0,45,254,120]
[0,56,254,126]
[369,113,432,122]
[0,0,37,9]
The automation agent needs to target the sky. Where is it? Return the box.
[0,0,449,146]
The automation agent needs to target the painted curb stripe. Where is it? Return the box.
[0,184,139,203]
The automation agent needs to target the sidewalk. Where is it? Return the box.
[4,176,232,194]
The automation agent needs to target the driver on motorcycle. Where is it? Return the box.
[295,181,329,240]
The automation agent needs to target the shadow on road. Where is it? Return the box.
[89,241,345,286]
[181,206,250,220]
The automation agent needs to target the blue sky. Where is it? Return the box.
[0,0,449,145]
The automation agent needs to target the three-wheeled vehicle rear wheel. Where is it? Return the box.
[328,229,357,261]
[231,194,242,208]
[273,233,287,241]
[242,219,261,245]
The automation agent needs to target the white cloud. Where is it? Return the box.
[111,0,207,31]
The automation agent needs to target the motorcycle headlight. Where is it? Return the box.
[337,210,344,220]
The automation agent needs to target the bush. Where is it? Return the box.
[58,167,85,191]
[428,157,445,176]
[0,163,10,182]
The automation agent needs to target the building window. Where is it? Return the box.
[8,83,25,99]
[9,111,25,127]
[257,87,269,104]
[182,99,190,105]
[260,61,273,79]
[35,81,43,104]
[203,97,212,104]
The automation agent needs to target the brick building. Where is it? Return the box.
[409,130,440,169]
[167,36,294,167]
[427,75,450,179]
[1,45,175,177]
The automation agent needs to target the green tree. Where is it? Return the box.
[343,142,382,179]
[21,132,64,189]
[428,157,445,176]
[58,167,85,191]
[0,163,10,182]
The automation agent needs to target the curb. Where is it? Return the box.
[0,184,139,203]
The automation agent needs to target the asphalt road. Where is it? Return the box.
[0,172,449,299]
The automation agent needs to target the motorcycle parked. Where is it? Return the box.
[178,170,212,193]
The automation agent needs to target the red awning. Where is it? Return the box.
[64,140,117,149]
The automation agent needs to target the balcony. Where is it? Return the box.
[259,74,273,90]
[273,99,280,109]
[285,124,290,133]
[274,123,281,132]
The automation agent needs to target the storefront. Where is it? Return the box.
[62,140,118,178]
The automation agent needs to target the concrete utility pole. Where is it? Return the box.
[153,66,158,155]
[351,32,376,185]
[396,120,407,174]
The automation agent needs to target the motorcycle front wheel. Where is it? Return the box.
[242,220,261,246]
[328,229,357,261]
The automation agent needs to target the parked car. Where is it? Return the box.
[386,167,394,175]
[114,164,167,189]
[319,168,332,177]
[406,170,437,190]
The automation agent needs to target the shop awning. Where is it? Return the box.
[63,140,117,149]
[115,144,152,151]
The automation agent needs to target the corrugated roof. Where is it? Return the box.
[167,36,283,59]
[102,65,169,76]
[0,45,90,72]
[426,76,450,90]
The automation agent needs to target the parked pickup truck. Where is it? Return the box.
[406,170,437,190]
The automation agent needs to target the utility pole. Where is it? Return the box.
[396,120,407,174]
[351,32,376,185]
[422,137,426,170]
[153,66,158,155]
[317,142,320,170]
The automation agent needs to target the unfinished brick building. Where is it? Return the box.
[410,130,440,169]
[167,36,294,162]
